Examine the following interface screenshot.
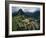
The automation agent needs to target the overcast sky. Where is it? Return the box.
[12,7,40,13]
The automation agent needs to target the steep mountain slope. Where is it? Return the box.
[12,9,40,19]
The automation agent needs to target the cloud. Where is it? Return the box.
[12,7,40,13]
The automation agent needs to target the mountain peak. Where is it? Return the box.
[17,9,24,15]
[18,9,23,12]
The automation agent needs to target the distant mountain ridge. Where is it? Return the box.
[12,9,40,19]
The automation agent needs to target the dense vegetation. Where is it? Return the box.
[12,9,40,31]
